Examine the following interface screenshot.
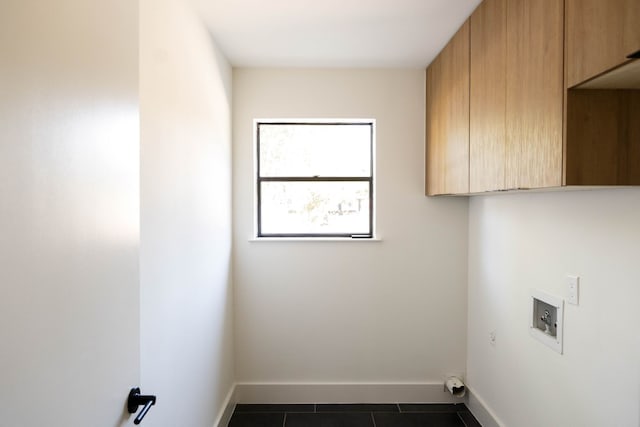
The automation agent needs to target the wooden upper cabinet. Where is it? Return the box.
[565,0,640,187]
[426,0,636,195]
[505,0,563,189]
[469,0,563,192]
[566,0,640,88]
[470,0,507,192]
[426,21,470,196]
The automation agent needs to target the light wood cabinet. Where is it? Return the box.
[426,0,639,195]
[469,0,507,193]
[468,0,563,192]
[426,21,470,196]
[505,0,564,189]
[566,0,640,88]
[564,0,640,187]
[566,90,640,185]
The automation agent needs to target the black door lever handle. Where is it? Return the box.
[128,387,156,425]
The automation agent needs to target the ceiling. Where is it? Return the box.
[194,0,481,68]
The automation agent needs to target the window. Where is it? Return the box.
[256,120,375,238]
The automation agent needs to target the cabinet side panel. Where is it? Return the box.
[470,0,507,193]
[443,21,470,194]
[426,57,445,195]
[426,22,470,195]
[627,91,640,184]
[425,69,430,195]
[505,0,563,189]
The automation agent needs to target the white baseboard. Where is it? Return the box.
[465,385,504,427]
[234,382,466,404]
[214,385,237,427]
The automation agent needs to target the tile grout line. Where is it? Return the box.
[457,411,468,427]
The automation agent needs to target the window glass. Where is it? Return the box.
[260,181,370,235]
[259,124,371,177]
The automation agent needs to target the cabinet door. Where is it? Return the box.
[505,0,563,189]
[426,21,470,195]
[566,0,640,88]
[470,0,507,193]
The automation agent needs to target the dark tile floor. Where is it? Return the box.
[229,403,482,427]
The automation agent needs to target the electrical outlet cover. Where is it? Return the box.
[567,275,579,305]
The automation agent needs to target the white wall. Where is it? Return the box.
[140,0,234,425]
[233,69,469,393]
[467,189,640,427]
[0,1,139,425]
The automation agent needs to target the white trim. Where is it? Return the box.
[249,237,383,242]
[234,382,465,404]
[255,118,376,124]
[464,385,505,427]
[213,385,237,427]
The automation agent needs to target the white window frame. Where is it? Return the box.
[253,118,376,239]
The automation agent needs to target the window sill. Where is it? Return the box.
[249,237,382,242]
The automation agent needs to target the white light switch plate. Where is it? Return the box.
[567,275,579,305]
